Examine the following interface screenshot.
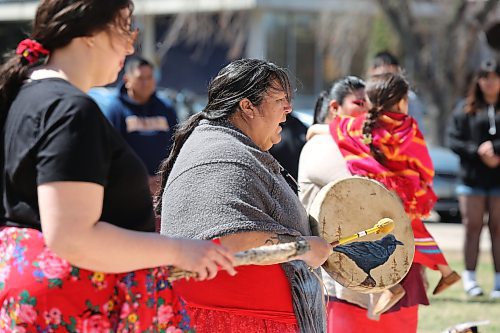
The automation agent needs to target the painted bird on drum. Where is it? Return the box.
[333,234,404,287]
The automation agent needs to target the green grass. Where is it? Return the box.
[418,251,500,333]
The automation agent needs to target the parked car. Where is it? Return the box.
[428,145,461,223]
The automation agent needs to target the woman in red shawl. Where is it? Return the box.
[329,73,460,332]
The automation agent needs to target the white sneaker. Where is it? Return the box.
[465,285,483,297]
[490,290,500,299]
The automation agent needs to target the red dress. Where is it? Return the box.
[174,263,298,332]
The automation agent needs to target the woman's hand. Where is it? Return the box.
[478,140,495,157]
[478,141,500,168]
[294,236,332,268]
[477,141,499,168]
[170,239,236,280]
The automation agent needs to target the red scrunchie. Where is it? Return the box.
[16,39,49,65]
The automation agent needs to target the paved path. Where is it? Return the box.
[425,222,491,252]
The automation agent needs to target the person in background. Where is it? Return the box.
[158,58,332,333]
[368,50,427,134]
[101,56,178,195]
[299,76,398,332]
[447,59,500,299]
[0,1,235,331]
[329,73,460,332]
[298,76,366,212]
[269,112,308,186]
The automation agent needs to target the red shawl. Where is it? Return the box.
[330,111,437,219]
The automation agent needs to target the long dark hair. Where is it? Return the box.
[155,59,292,215]
[0,0,133,122]
[313,76,365,124]
[464,59,500,114]
[362,73,409,161]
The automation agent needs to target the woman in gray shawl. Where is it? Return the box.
[157,59,331,333]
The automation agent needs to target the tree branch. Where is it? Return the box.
[474,0,499,27]
[445,0,468,36]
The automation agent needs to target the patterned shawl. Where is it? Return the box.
[330,111,437,219]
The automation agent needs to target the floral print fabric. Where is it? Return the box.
[0,227,193,333]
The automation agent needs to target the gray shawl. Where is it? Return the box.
[161,119,326,332]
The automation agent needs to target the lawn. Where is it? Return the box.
[419,251,500,333]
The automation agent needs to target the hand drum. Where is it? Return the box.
[309,177,414,293]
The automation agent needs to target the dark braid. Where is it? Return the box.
[362,73,409,162]
[155,102,243,214]
[155,112,204,214]
[154,59,292,215]
[362,105,386,162]
[313,90,329,124]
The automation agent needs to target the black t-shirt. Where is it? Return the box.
[2,78,155,231]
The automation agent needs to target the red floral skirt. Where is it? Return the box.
[0,227,193,333]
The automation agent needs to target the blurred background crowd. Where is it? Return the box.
[1,1,500,332]
[1,0,498,220]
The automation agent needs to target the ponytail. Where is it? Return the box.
[363,73,409,163]
[154,112,205,215]
[0,51,32,225]
[313,90,329,124]
[1,39,49,126]
[362,106,385,162]
[0,54,31,125]
[154,106,241,215]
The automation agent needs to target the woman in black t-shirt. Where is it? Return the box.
[0,1,235,331]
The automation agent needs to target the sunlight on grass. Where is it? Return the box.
[419,251,500,333]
